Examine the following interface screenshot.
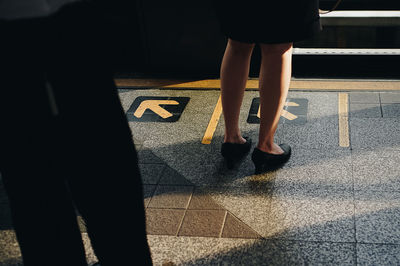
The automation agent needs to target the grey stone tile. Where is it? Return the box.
[160,162,221,187]
[274,148,353,190]
[129,118,203,148]
[287,92,338,120]
[158,166,193,185]
[352,148,400,191]
[350,118,400,149]
[148,185,194,209]
[188,188,224,210]
[178,209,226,237]
[144,141,221,169]
[380,92,400,104]
[147,236,356,265]
[265,187,355,242]
[349,92,380,104]
[221,212,261,239]
[355,191,400,244]
[137,149,165,164]
[217,158,277,191]
[382,103,400,117]
[178,91,220,115]
[293,241,356,265]
[118,90,139,112]
[147,235,256,265]
[244,240,356,266]
[282,116,340,150]
[139,163,165,184]
[145,208,185,236]
[208,186,272,237]
[357,243,400,265]
[350,103,382,118]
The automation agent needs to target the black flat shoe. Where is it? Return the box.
[221,137,252,169]
[251,144,291,174]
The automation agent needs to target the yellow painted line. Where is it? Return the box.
[115,78,400,91]
[338,93,350,147]
[202,95,223,145]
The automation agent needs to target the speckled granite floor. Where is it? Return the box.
[1,89,400,265]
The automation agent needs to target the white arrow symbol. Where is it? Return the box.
[257,101,299,121]
[134,100,179,119]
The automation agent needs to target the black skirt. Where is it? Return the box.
[215,0,322,44]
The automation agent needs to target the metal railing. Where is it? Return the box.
[294,11,400,55]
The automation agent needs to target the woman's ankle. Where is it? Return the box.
[224,134,247,144]
[256,142,284,155]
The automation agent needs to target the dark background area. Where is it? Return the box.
[111,0,400,79]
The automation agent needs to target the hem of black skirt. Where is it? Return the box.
[222,19,322,44]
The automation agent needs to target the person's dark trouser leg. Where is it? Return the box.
[48,4,152,264]
[51,72,152,265]
[0,19,88,266]
[50,67,152,265]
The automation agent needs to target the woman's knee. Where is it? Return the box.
[260,42,293,56]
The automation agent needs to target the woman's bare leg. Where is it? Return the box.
[220,39,255,144]
[257,42,293,154]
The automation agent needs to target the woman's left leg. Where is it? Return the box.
[220,39,255,144]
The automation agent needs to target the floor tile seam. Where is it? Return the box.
[350,147,400,152]
[251,237,360,245]
[143,185,157,208]
[145,234,400,246]
[174,190,194,237]
[280,145,350,151]
[146,206,230,211]
[175,186,268,239]
[353,188,400,193]
[350,115,399,119]
[145,169,194,209]
[347,100,354,151]
[199,185,274,197]
[138,162,166,165]
[350,147,359,266]
[218,211,229,238]
[377,93,384,118]
[148,234,399,248]
[147,207,189,210]
[355,241,400,246]
[205,185,355,197]
[272,183,354,190]
[145,233,257,240]
[350,115,400,119]
[266,186,356,194]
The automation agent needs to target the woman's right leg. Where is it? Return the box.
[220,39,255,144]
[257,42,293,154]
